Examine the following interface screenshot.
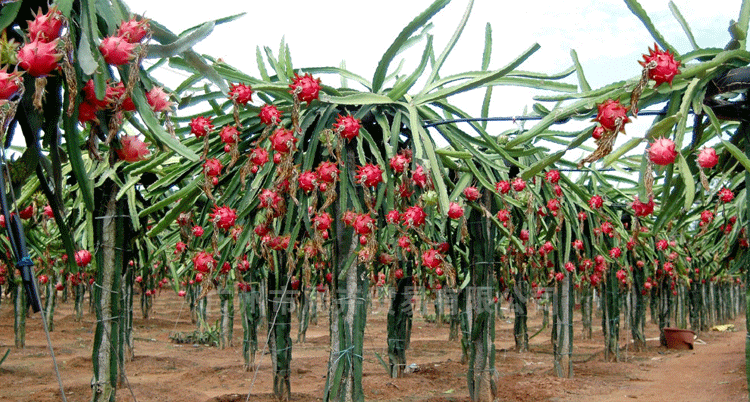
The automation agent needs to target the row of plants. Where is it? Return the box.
[0,0,749,401]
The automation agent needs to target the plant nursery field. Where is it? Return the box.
[0,291,746,402]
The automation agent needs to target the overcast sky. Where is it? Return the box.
[122,0,739,155]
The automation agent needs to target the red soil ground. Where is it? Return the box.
[0,291,746,402]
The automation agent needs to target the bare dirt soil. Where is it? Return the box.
[0,291,746,402]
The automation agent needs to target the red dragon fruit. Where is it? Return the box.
[17,39,61,77]
[259,104,282,125]
[697,147,718,169]
[106,81,136,111]
[631,196,654,217]
[249,147,270,167]
[719,187,734,203]
[209,205,237,231]
[0,67,23,100]
[355,164,384,188]
[402,205,426,228]
[639,43,681,87]
[19,205,34,220]
[463,186,481,201]
[333,114,361,141]
[544,170,560,184]
[289,73,321,105]
[353,213,375,235]
[270,128,296,153]
[146,86,173,113]
[27,5,64,43]
[389,151,411,174]
[421,249,442,269]
[412,165,429,189]
[496,209,510,223]
[189,116,214,138]
[386,210,401,224]
[219,125,240,145]
[447,202,464,219]
[203,158,223,177]
[75,250,92,267]
[316,161,340,184]
[99,36,136,66]
[588,195,603,209]
[73,102,96,122]
[592,125,605,140]
[594,99,630,133]
[298,170,317,193]
[116,18,150,43]
[312,212,333,232]
[259,189,284,213]
[495,180,510,194]
[649,138,677,165]
[116,135,150,162]
[192,251,215,273]
[229,83,253,105]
